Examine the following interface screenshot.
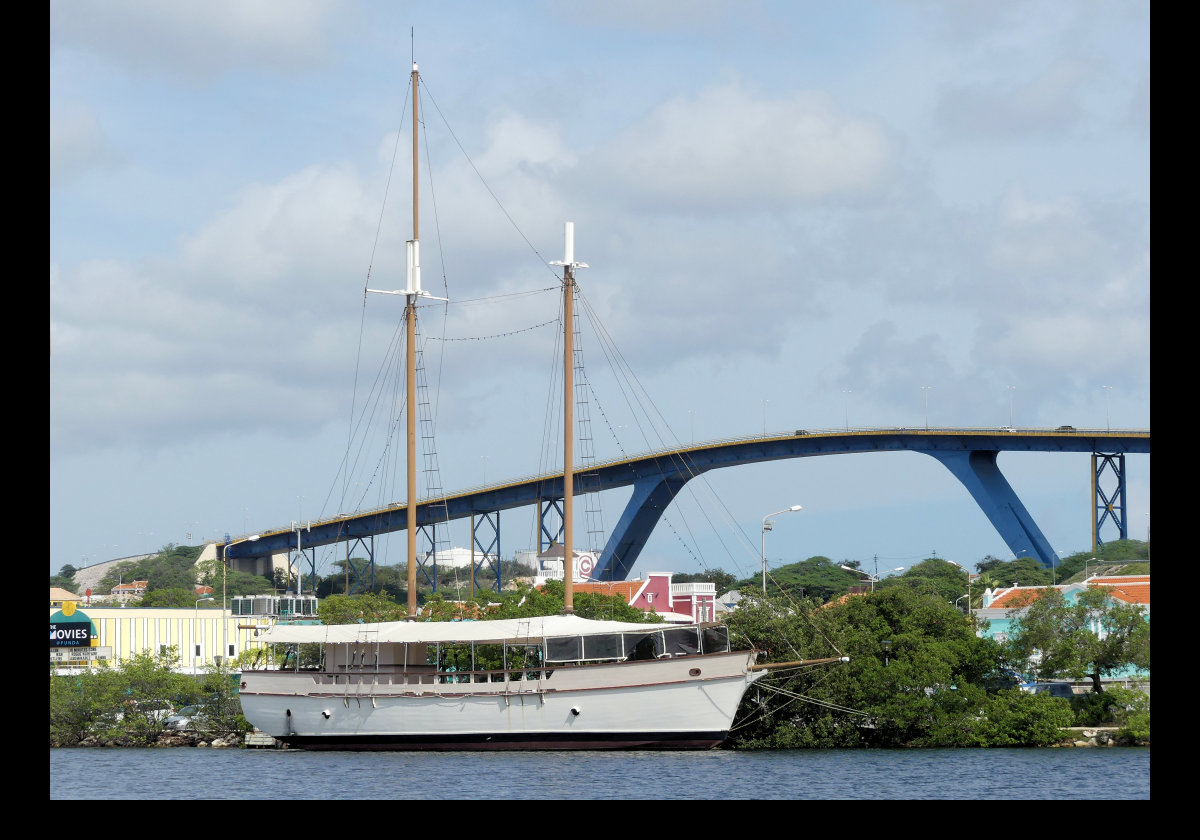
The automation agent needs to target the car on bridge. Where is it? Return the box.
[1056,425,1076,432]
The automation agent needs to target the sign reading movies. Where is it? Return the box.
[50,601,98,648]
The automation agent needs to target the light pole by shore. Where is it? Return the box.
[761,505,803,593]
[947,560,972,618]
[222,534,260,668]
[840,564,901,593]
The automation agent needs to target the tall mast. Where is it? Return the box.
[405,61,420,618]
[365,61,442,618]
[551,223,587,613]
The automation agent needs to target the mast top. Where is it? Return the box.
[550,221,589,270]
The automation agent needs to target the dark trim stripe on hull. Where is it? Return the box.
[279,731,727,751]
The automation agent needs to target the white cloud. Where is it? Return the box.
[936,59,1092,141]
[49,0,344,80]
[602,83,894,212]
[50,103,121,187]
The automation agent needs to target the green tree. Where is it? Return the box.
[90,648,194,746]
[673,568,738,593]
[1007,586,1150,692]
[138,588,208,608]
[318,591,407,625]
[725,588,1035,748]
[49,665,120,746]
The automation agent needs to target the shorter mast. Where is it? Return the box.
[550,223,587,613]
[406,61,421,619]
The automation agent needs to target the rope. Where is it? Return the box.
[424,318,556,342]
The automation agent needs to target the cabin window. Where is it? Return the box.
[661,627,701,656]
[582,633,623,661]
[700,625,730,653]
[545,635,582,663]
[623,632,663,661]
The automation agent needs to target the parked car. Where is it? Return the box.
[164,704,210,731]
[1023,682,1075,698]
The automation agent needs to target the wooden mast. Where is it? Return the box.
[364,61,442,617]
[552,223,586,613]
[405,61,420,618]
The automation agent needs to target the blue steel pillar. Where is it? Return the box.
[415,523,439,591]
[344,535,375,595]
[925,450,1059,569]
[471,511,502,594]
[1092,452,1128,550]
[538,498,564,553]
[596,473,691,580]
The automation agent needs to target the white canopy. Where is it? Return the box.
[257,614,675,646]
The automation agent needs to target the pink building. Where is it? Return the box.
[574,573,717,623]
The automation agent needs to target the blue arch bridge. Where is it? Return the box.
[222,426,1149,594]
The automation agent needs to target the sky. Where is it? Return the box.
[50,0,1150,584]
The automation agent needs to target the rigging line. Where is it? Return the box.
[425,318,557,342]
[419,86,451,451]
[326,79,411,521]
[418,78,560,281]
[448,286,559,307]
[575,290,750,574]
[322,304,408,526]
[334,81,412,520]
[755,683,869,717]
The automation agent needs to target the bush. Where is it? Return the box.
[973,690,1075,747]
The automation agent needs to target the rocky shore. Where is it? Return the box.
[73,730,251,749]
[1061,727,1139,747]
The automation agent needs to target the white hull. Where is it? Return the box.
[240,651,762,750]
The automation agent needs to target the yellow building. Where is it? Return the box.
[48,604,275,673]
[50,587,82,609]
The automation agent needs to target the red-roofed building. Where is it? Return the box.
[975,575,1150,683]
[109,580,149,603]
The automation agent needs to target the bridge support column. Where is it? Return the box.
[1092,452,1128,550]
[538,498,564,553]
[343,536,375,595]
[597,473,691,580]
[925,450,1060,569]
[471,511,502,594]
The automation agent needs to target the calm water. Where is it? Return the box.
[50,747,1149,799]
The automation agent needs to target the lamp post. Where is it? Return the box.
[881,639,891,667]
[841,564,902,592]
[842,389,852,430]
[947,560,972,618]
[222,534,260,670]
[1102,385,1112,431]
[194,596,213,675]
[761,505,803,594]
[1085,556,1096,581]
[762,399,769,435]
[1007,385,1016,427]
[921,385,932,430]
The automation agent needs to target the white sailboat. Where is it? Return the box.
[238,61,771,750]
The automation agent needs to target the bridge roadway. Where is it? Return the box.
[225,426,1150,580]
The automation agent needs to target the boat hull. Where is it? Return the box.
[240,651,761,751]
